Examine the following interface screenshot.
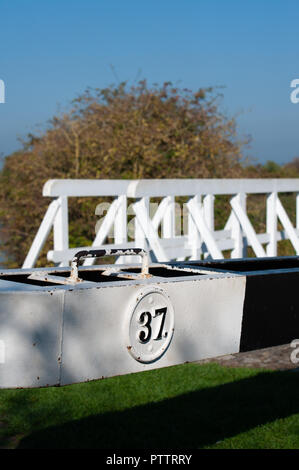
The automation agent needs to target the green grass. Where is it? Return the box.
[0,363,299,449]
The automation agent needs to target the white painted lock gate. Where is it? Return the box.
[0,248,249,388]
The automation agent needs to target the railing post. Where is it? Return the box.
[266,192,277,256]
[134,197,148,249]
[188,195,202,260]
[231,193,247,258]
[53,196,69,266]
[133,197,168,262]
[203,194,215,259]
[276,197,299,255]
[296,192,299,230]
[162,195,175,239]
[187,195,223,259]
[114,195,128,264]
[22,199,60,268]
[129,196,150,263]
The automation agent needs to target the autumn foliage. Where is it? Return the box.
[0,81,251,266]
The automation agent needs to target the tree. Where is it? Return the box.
[0,80,247,267]
[284,157,299,176]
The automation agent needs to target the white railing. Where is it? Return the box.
[22,178,299,268]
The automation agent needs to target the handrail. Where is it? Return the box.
[22,178,299,268]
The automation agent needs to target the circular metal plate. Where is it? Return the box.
[126,288,175,363]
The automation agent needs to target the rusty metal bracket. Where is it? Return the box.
[69,248,150,284]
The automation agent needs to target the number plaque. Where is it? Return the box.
[126,288,175,363]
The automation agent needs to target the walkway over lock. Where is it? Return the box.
[23,178,299,268]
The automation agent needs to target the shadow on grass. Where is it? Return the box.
[16,369,299,449]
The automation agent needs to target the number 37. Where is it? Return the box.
[138,307,167,344]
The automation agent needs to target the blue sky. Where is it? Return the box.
[0,0,298,165]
